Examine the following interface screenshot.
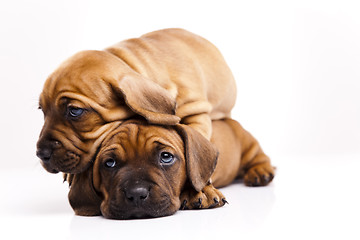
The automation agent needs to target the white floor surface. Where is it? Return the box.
[1,154,359,240]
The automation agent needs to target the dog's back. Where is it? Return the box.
[106,28,237,122]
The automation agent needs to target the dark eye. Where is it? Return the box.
[104,158,116,168]
[160,152,175,165]
[68,106,84,118]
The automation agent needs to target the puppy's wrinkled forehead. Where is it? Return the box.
[101,122,184,159]
[40,50,125,109]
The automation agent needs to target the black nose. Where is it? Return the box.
[125,186,150,205]
[36,147,52,162]
[36,140,61,162]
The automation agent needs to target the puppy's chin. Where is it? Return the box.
[100,199,180,220]
[40,161,59,174]
[40,150,91,174]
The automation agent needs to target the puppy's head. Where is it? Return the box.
[37,50,180,173]
[68,120,218,219]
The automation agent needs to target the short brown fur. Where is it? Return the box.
[37,28,236,174]
[68,119,275,219]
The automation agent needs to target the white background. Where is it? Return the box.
[0,0,359,239]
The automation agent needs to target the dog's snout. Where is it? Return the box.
[36,139,61,162]
[36,147,52,161]
[125,186,150,204]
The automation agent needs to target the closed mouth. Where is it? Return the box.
[40,151,82,174]
[106,198,173,220]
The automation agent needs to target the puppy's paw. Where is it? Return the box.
[180,184,227,210]
[244,162,275,187]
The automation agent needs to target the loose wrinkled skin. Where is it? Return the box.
[36,28,236,174]
[68,119,275,219]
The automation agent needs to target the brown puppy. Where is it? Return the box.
[37,28,236,174]
[68,119,274,219]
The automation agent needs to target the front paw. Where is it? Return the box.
[180,183,228,210]
[244,162,275,187]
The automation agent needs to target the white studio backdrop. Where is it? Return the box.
[0,0,359,170]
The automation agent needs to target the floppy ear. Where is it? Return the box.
[67,169,102,216]
[176,124,218,192]
[113,75,180,125]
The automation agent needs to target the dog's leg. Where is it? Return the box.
[217,119,275,186]
[236,125,275,186]
[180,182,227,210]
[243,161,274,186]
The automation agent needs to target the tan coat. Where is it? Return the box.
[37,28,236,174]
